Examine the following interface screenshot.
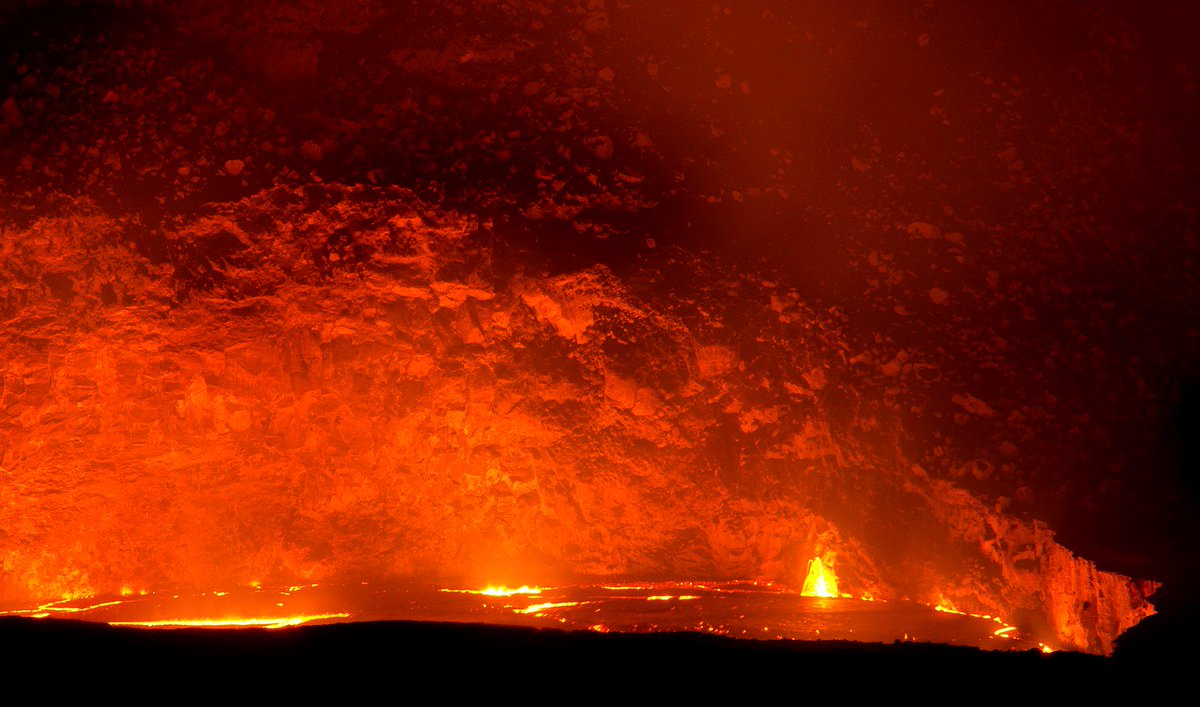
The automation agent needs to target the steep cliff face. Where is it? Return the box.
[0,184,1155,652]
[911,478,1159,655]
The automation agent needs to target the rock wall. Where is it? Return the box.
[0,184,1156,652]
[912,477,1158,654]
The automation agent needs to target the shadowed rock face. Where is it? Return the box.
[0,185,1156,653]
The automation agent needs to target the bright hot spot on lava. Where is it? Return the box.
[800,557,839,599]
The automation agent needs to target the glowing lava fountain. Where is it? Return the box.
[800,558,840,599]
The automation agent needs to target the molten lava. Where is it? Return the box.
[0,581,1057,650]
[110,614,350,630]
[442,586,545,597]
[801,558,839,599]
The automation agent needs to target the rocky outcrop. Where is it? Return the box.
[912,477,1158,654]
[0,184,1155,652]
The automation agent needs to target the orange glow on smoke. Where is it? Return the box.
[800,557,839,598]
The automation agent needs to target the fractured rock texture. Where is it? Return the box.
[0,185,1156,653]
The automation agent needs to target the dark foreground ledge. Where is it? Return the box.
[0,616,1179,697]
